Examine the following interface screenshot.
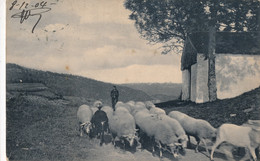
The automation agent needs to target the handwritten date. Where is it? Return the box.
[9,0,52,33]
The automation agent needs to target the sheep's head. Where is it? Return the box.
[145,101,155,110]
[122,134,134,147]
[122,129,139,147]
[202,122,217,140]
[177,135,188,149]
[249,127,260,145]
[168,134,188,158]
[168,141,187,158]
[80,122,92,135]
[168,144,180,158]
[208,128,217,141]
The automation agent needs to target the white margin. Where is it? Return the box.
[0,0,6,160]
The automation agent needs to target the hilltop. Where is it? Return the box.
[6,63,152,105]
[121,83,182,102]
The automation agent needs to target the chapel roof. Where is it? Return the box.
[181,32,260,70]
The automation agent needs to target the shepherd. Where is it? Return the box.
[91,101,109,146]
[110,86,119,111]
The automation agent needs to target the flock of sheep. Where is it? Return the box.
[77,100,260,161]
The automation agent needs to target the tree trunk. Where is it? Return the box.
[257,6,260,47]
[208,26,217,102]
[257,6,260,31]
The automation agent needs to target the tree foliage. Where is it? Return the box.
[124,0,260,54]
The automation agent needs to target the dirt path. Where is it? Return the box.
[65,137,227,161]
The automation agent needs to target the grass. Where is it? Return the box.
[6,93,165,161]
[7,92,98,160]
[156,86,260,128]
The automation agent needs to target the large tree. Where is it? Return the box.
[125,0,260,101]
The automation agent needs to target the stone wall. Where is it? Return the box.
[216,54,260,99]
[183,54,260,103]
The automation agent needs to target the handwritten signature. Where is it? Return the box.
[9,0,54,33]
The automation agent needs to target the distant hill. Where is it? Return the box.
[121,83,182,102]
[6,63,152,105]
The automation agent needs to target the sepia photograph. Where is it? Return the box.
[4,0,260,160]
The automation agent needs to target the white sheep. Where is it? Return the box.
[155,115,188,158]
[132,107,150,117]
[150,106,166,116]
[126,101,135,113]
[126,101,136,112]
[131,101,148,116]
[134,110,187,158]
[159,115,188,147]
[144,101,165,118]
[134,110,159,151]
[145,101,156,110]
[109,107,138,149]
[168,111,216,155]
[126,100,135,106]
[102,105,113,121]
[115,106,130,115]
[156,125,184,158]
[134,110,159,138]
[210,123,260,161]
[77,104,93,137]
[115,101,132,113]
[136,101,146,107]
[115,101,125,108]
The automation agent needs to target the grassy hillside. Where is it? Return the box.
[6,63,152,105]
[156,86,260,127]
[121,83,182,102]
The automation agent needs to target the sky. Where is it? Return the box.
[6,0,182,84]
[5,0,260,98]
